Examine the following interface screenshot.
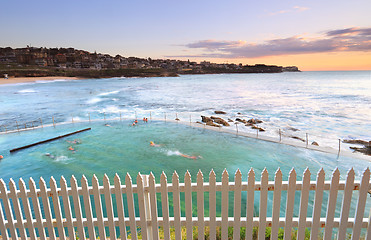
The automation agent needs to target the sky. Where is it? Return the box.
[1,0,370,71]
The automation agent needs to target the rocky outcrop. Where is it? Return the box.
[214,111,226,114]
[251,125,265,132]
[228,119,234,122]
[201,116,213,123]
[247,118,263,124]
[290,136,305,142]
[210,116,230,126]
[343,139,370,146]
[206,121,220,127]
[312,141,319,146]
[236,118,247,124]
[350,146,371,156]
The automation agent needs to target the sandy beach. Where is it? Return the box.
[0,76,83,85]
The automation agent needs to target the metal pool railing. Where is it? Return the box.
[0,168,371,240]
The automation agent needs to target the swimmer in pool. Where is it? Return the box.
[180,153,202,160]
[150,141,162,147]
[45,153,55,159]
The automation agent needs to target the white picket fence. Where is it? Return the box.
[0,168,371,240]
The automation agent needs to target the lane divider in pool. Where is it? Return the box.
[9,128,91,153]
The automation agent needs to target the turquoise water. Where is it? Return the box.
[1,120,368,184]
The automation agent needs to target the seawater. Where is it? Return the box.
[0,72,371,228]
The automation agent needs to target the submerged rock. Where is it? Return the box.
[311,141,319,146]
[201,116,213,123]
[343,139,370,146]
[214,111,227,114]
[236,118,247,124]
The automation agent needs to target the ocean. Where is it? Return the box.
[0,71,371,230]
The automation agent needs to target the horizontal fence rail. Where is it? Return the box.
[1,168,371,240]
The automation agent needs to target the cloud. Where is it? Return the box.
[171,27,371,59]
[268,6,309,16]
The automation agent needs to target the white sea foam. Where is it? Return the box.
[166,150,182,156]
[54,155,71,163]
[86,97,103,104]
[18,89,37,93]
[98,90,119,96]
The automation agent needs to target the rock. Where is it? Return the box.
[175,118,179,121]
[201,116,213,123]
[343,139,370,146]
[236,118,247,124]
[206,121,220,127]
[214,118,230,126]
[286,127,299,132]
[290,136,305,142]
[251,125,265,132]
[350,146,371,156]
[245,123,254,126]
[196,121,203,124]
[247,118,263,124]
[311,141,319,146]
[237,112,242,115]
[228,119,234,122]
[214,111,227,114]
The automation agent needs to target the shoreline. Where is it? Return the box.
[0,76,84,85]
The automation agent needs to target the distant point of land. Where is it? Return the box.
[0,46,300,79]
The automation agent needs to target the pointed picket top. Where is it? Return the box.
[125,172,132,185]
[222,168,229,181]
[161,171,167,182]
[261,168,268,178]
[364,167,371,176]
[60,175,67,186]
[103,174,110,186]
[317,168,325,178]
[70,175,78,186]
[29,177,36,189]
[172,171,179,182]
[81,174,88,183]
[50,176,57,186]
[248,167,255,178]
[303,167,311,178]
[19,178,26,189]
[209,169,216,179]
[39,176,46,186]
[185,170,192,181]
[332,168,340,178]
[197,169,204,180]
[137,172,143,184]
[8,178,16,190]
[275,168,282,179]
[149,172,155,182]
[92,174,99,187]
[347,167,355,178]
[235,168,242,178]
[114,173,121,183]
[289,168,297,178]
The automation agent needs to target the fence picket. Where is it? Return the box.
[337,168,355,240]
[297,168,311,240]
[136,173,149,240]
[81,175,96,240]
[160,172,171,240]
[0,168,370,240]
[125,173,138,240]
[71,175,87,240]
[39,177,56,240]
[185,170,193,240]
[92,175,106,240]
[246,168,256,240]
[197,170,205,240]
[103,175,117,240]
[114,174,127,240]
[270,168,282,240]
[8,179,27,240]
[221,169,229,240]
[19,178,37,240]
[29,178,47,239]
[310,168,325,240]
[0,179,18,239]
[149,173,160,240]
[323,168,340,240]
[352,168,370,240]
[0,185,9,240]
[258,169,269,240]
[172,171,182,240]
[60,176,75,240]
[50,177,66,240]
[209,169,217,240]
[284,168,296,240]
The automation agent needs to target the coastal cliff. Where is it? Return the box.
[0,46,300,78]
